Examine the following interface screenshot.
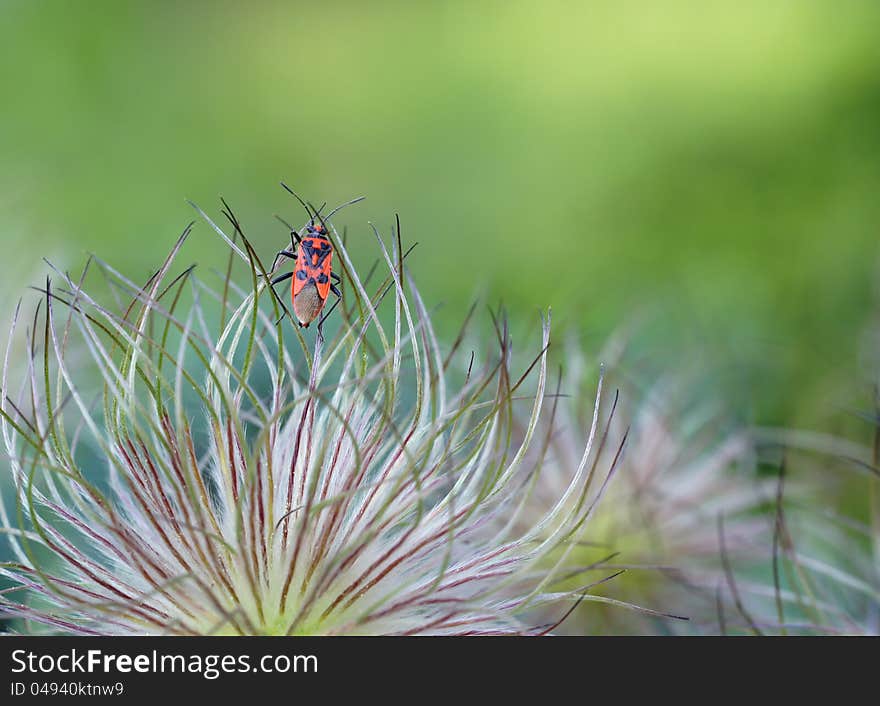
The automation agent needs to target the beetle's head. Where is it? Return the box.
[305,220,328,236]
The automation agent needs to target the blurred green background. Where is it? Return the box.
[2,0,879,428]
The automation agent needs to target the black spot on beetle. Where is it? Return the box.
[296,270,308,281]
[299,238,331,268]
[317,273,329,284]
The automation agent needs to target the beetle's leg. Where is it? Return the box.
[317,285,342,333]
[270,271,294,286]
[290,230,302,246]
[330,272,341,283]
[270,249,297,274]
[266,271,295,324]
[274,307,294,326]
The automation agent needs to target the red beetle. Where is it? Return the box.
[270,184,363,328]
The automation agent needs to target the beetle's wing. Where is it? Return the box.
[292,263,308,297]
[293,282,326,325]
[315,250,333,300]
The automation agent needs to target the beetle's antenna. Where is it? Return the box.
[310,200,331,234]
[280,182,314,221]
[324,195,366,222]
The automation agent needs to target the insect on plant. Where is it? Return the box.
[269,183,365,330]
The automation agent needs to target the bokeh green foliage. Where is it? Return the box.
[2,0,879,428]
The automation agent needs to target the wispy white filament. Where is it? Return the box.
[0,203,620,635]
